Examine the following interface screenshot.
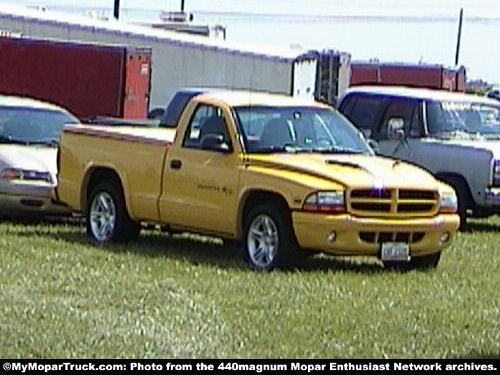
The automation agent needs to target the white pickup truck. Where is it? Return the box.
[338,86,500,228]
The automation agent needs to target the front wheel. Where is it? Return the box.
[383,251,441,272]
[86,181,140,244]
[242,202,303,271]
[445,178,469,230]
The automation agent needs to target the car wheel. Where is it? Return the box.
[384,251,441,271]
[454,182,469,231]
[86,181,140,244]
[243,202,303,271]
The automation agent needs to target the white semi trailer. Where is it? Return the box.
[0,5,351,111]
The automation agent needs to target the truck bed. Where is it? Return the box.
[59,124,176,220]
[64,124,176,144]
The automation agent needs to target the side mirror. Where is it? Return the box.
[387,117,405,140]
[200,134,231,153]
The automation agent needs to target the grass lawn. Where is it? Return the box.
[0,217,498,359]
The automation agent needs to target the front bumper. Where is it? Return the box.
[484,187,500,209]
[0,181,71,216]
[292,212,460,257]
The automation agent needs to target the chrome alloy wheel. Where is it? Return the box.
[247,213,279,269]
[89,191,117,243]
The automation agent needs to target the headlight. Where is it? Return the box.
[0,168,52,183]
[439,190,458,213]
[303,191,345,213]
[493,160,500,187]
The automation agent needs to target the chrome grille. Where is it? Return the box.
[348,188,438,217]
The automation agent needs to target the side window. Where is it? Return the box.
[409,102,424,138]
[376,99,418,140]
[338,96,356,117]
[182,104,229,149]
[344,95,382,137]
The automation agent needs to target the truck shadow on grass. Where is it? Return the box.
[122,236,386,274]
[5,219,410,274]
[63,227,386,274]
[6,219,386,274]
[462,220,500,233]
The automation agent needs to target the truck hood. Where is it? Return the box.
[246,153,439,189]
[0,145,57,176]
[429,138,500,159]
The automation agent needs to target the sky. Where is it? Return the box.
[1,1,499,83]
[8,0,500,17]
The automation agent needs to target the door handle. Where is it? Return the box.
[170,159,182,169]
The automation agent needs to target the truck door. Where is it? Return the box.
[123,48,152,119]
[292,55,317,100]
[159,103,241,236]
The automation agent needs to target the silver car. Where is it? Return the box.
[0,95,79,217]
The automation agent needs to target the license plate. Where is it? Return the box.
[381,242,410,262]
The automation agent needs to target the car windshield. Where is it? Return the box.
[234,106,373,154]
[426,100,500,139]
[0,106,79,145]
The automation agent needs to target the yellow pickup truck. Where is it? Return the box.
[57,89,460,271]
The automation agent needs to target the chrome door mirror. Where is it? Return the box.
[387,117,405,140]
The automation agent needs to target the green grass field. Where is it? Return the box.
[0,217,498,359]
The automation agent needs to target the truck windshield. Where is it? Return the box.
[234,106,373,154]
[0,106,79,145]
[426,100,500,139]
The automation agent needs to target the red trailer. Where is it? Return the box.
[0,36,151,120]
[350,61,466,92]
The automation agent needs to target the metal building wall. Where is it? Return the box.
[0,8,299,109]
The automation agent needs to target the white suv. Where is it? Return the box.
[338,86,500,228]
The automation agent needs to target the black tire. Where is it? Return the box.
[86,180,140,244]
[454,182,469,231]
[442,178,469,230]
[410,251,441,269]
[242,202,304,271]
[384,251,441,272]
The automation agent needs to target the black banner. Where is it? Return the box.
[1,359,498,373]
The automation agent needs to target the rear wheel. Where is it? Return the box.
[243,202,304,271]
[86,181,140,244]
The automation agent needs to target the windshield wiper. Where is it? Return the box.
[28,139,59,146]
[311,146,366,154]
[484,135,500,140]
[0,135,29,145]
[251,144,304,154]
[0,135,60,146]
[436,130,482,140]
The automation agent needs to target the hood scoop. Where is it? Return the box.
[325,159,367,171]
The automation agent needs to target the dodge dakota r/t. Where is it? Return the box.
[56,89,460,271]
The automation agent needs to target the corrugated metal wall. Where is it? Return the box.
[0,36,125,119]
[0,10,299,109]
[350,61,466,92]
